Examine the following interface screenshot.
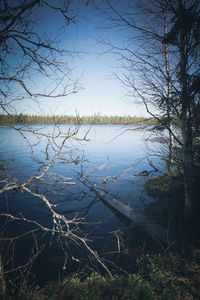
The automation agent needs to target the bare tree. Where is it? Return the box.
[96,0,179,167]
[96,0,200,217]
[0,1,111,297]
[162,0,200,215]
[0,0,83,114]
[162,7,174,172]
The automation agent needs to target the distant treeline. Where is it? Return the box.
[0,114,157,125]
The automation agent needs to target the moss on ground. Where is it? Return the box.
[144,173,185,229]
[145,172,184,197]
[144,171,200,232]
[21,251,200,300]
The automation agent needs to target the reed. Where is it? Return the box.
[0,114,157,125]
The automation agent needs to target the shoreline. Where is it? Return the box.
[0,114,157,125]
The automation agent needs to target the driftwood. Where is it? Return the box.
[87,183,191,249]
[134,170,149,176]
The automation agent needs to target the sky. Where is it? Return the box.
[15,2,149,117]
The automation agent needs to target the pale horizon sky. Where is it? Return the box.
[14,3,150,117]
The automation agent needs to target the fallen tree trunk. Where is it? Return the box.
[87,183,191,249]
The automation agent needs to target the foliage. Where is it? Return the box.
[145,172,183,197]
[144,173,185,228]
[140,251,200,299]
[14,251,200,300]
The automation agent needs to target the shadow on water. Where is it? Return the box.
[1,188,163,287]
[0,125,165,286]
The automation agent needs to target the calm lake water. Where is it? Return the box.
[0,124,164,284]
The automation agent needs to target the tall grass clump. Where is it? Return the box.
[0,114,157,125]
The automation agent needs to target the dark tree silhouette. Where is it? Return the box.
[97,0,200,217]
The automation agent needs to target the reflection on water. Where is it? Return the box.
[0,124,163,283]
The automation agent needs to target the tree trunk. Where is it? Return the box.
[87,183,191,248]
[182,114,193,213]
[179,2,193,216]
[163,10,174,173]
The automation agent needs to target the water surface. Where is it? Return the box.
[0,124,163,283]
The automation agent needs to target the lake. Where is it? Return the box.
[0,124,164,284]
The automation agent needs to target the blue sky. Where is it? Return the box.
[16,3,148,117]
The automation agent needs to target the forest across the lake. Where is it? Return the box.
[0,114,157,125]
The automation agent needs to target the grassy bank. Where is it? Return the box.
[15,251,200,300]
[0,114,157,125]
[144,173,186,231]
[145,170,200,231]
